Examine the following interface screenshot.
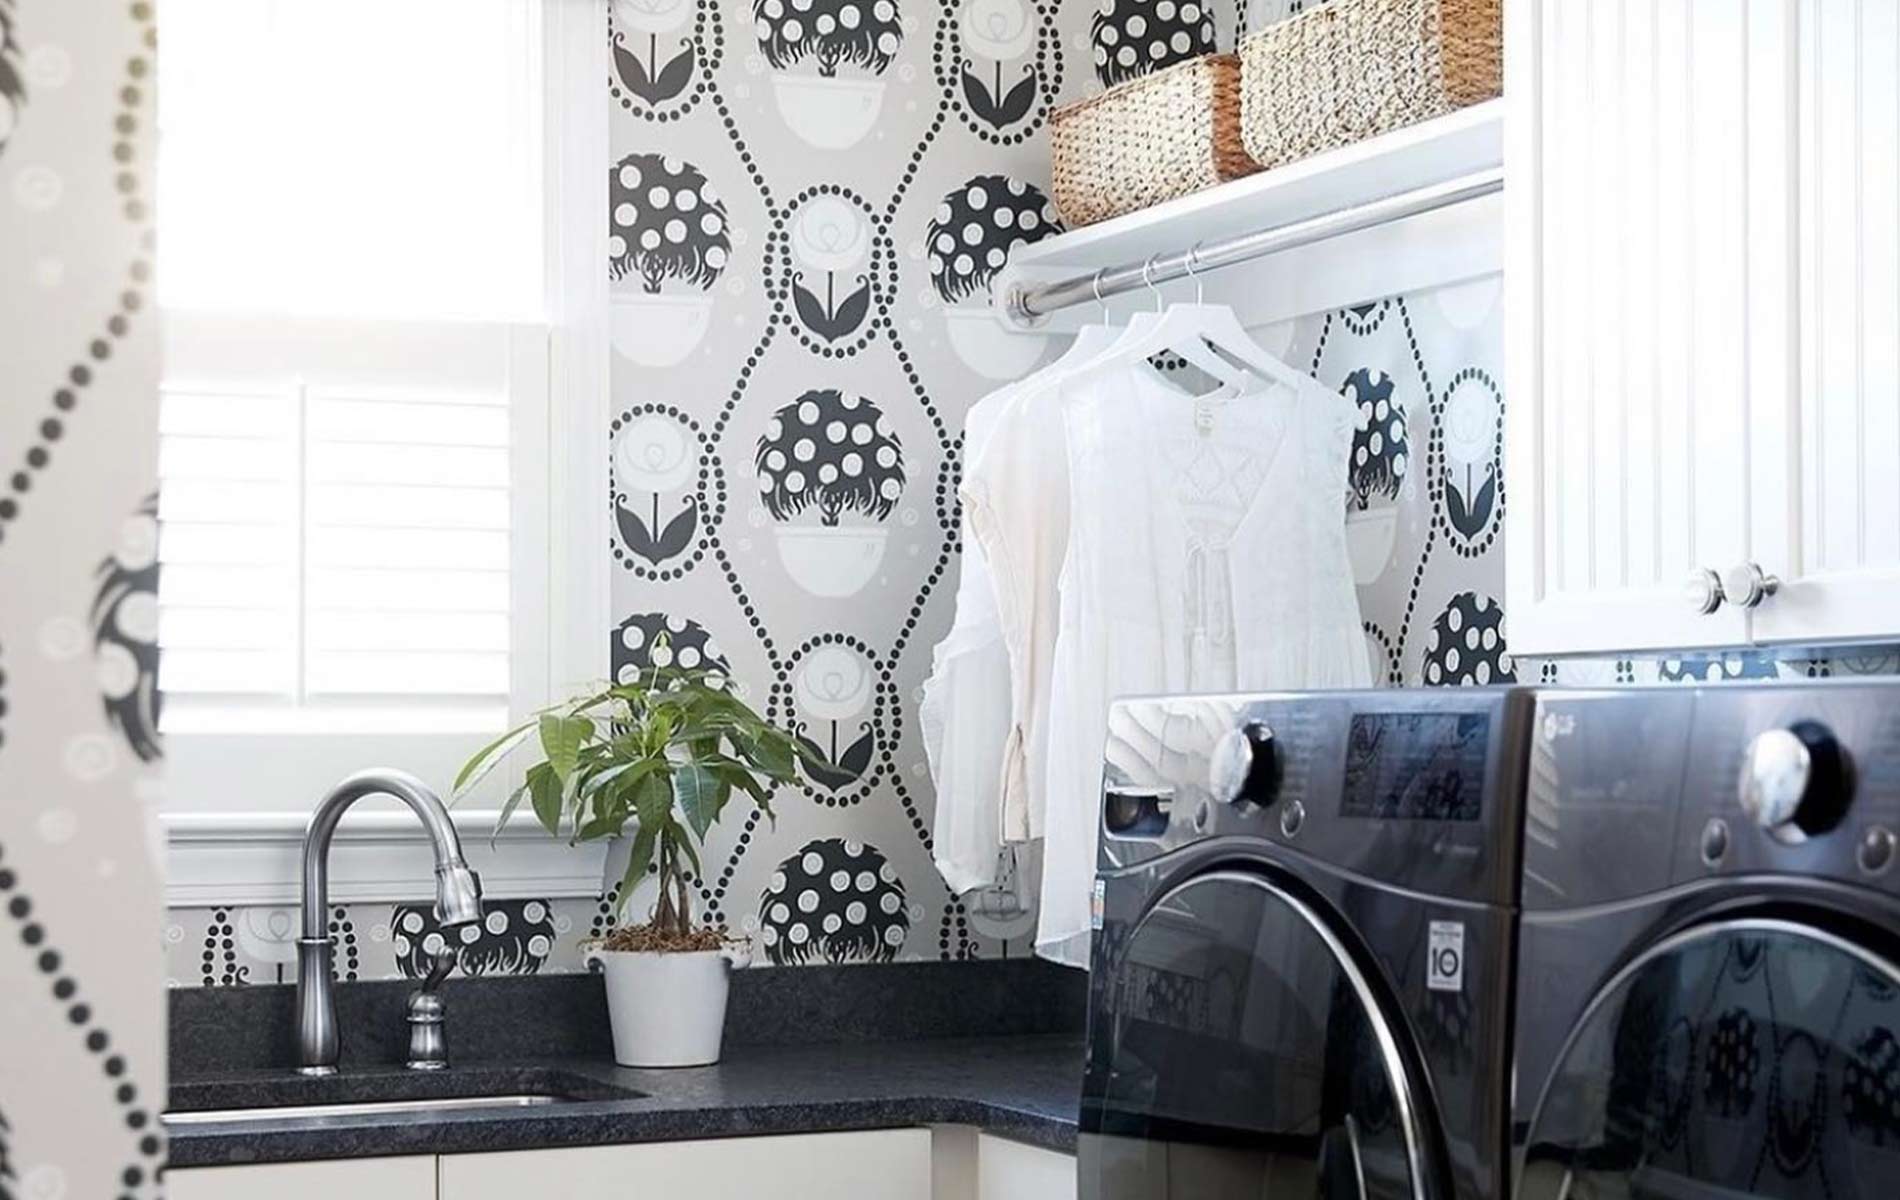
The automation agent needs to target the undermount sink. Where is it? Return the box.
[163,1066,642,1126]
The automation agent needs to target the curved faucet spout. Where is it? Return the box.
[296,768,483,1074]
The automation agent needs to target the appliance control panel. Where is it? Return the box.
[1525,681,1900,910]
[1099,687,1535,907]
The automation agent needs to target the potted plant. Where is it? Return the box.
[453,641,807,1067]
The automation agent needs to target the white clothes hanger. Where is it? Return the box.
[1155,244,1312,391]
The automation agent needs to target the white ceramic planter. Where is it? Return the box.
[583,943,750,1067]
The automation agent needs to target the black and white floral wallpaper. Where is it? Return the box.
[158,0,1900,987]
[1,0,168,1194]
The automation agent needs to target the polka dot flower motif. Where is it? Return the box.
[1089,0,1215,88]
[609,153,730,368]
[756,390,905,525]
[613,612,730,687]
[757,839,909,965]
[390,900,557,978]
[1844,1025,1900,1147]
[610,153,730,295]
[1344,368,1406,512]
[926,174,1059,305]
[756,391,905,597]
[755,0,902,78]
[756,0,903,150]
[91,494,161,763]
[1421,592,1515,686]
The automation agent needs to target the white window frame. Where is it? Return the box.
[161,2,610,907]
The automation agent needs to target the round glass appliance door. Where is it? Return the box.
[1520,919,1900,1200]
[1079,870,1433,1200]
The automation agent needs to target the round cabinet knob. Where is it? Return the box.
[1210,721,1282,811]
[1685,567,1727,615]
[1738,721,1851,845]
[1723,562,1782,609]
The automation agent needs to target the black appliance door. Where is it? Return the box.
[1520,918,1900,1200]
[1080,870,1437,1200]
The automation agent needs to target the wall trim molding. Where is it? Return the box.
[163,810,612,908]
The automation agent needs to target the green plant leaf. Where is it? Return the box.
[490,778,530,846]
[735,729,797,778]
[539,713,591,782]
[527,763,562,836]
[632,771,673,830]
[453,719,537,797]
[674,762,719,840]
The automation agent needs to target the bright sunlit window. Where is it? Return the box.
[154,1,553,812]
[156,0,544,321]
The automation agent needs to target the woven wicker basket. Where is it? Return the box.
[1239,0,1501,172]
[1049,54,1261,229]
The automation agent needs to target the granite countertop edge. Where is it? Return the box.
[164,1035,1084,1168]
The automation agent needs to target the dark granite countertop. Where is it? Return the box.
[165,1033,1084,1167]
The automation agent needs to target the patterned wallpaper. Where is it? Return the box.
[162,0,1900,988]
[0,0,169,1193]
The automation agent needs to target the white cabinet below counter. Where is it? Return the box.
[439,1129,933,1199]
[1505,0,1900,655]
[167,1155,435,1200]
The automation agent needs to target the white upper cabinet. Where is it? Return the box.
[1506,0,1900,655]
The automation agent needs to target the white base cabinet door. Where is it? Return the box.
[166,1156,436,1200]
[438,1129,933,1200]
[977,1133,1077,1200]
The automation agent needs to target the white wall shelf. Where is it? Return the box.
[992,98,1504,332]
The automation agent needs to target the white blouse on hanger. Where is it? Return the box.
[1034,367,1372,967]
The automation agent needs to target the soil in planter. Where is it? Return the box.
[594,923,732,953]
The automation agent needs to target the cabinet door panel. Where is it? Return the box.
[1507,0,1765,654]
[977,1134,1076,1200]
[167,1156,435,1200]
[438,1129,931,1200]
[1756,0,1900,641]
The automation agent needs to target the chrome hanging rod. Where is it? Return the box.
[1002,167,1504,327]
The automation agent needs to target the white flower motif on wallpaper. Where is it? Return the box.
[613,409,704,568]
[611,0,698,107]
[957,0,1039,130]
[1440,368,1503,548]
[755,389,905,597]
[609,153,731,367]
[755,0,902,149]
[789,640,877,790]
[926,174,1060,379]
[787,192,874,345]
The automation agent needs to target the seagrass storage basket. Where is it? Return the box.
[1049,53,1261,228]
[1239,0,1501,172]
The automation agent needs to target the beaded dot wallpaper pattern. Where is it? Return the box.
[1,1,169,1195]
[160,0,1900,986]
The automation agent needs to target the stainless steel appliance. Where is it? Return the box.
[1515,682,1900,1199]
[1079,688,1535,1200]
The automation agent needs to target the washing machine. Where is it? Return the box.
[1079,687,1536,1200]
[1515,682,1900,1199]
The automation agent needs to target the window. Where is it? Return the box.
[153,0,588,833]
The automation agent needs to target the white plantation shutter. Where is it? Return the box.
[158,380,516,720]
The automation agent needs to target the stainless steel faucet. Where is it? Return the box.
[297,769,483,1075]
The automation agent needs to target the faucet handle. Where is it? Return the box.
[406,949,456,1070]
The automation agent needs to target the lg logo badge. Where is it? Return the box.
[1427,921,1465,993]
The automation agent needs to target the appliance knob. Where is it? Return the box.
[1738,721,1850,845]
[1210,721,1281,810]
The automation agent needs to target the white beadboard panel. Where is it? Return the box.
[1756,0,1900,643]
[1507,0,1769,654]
